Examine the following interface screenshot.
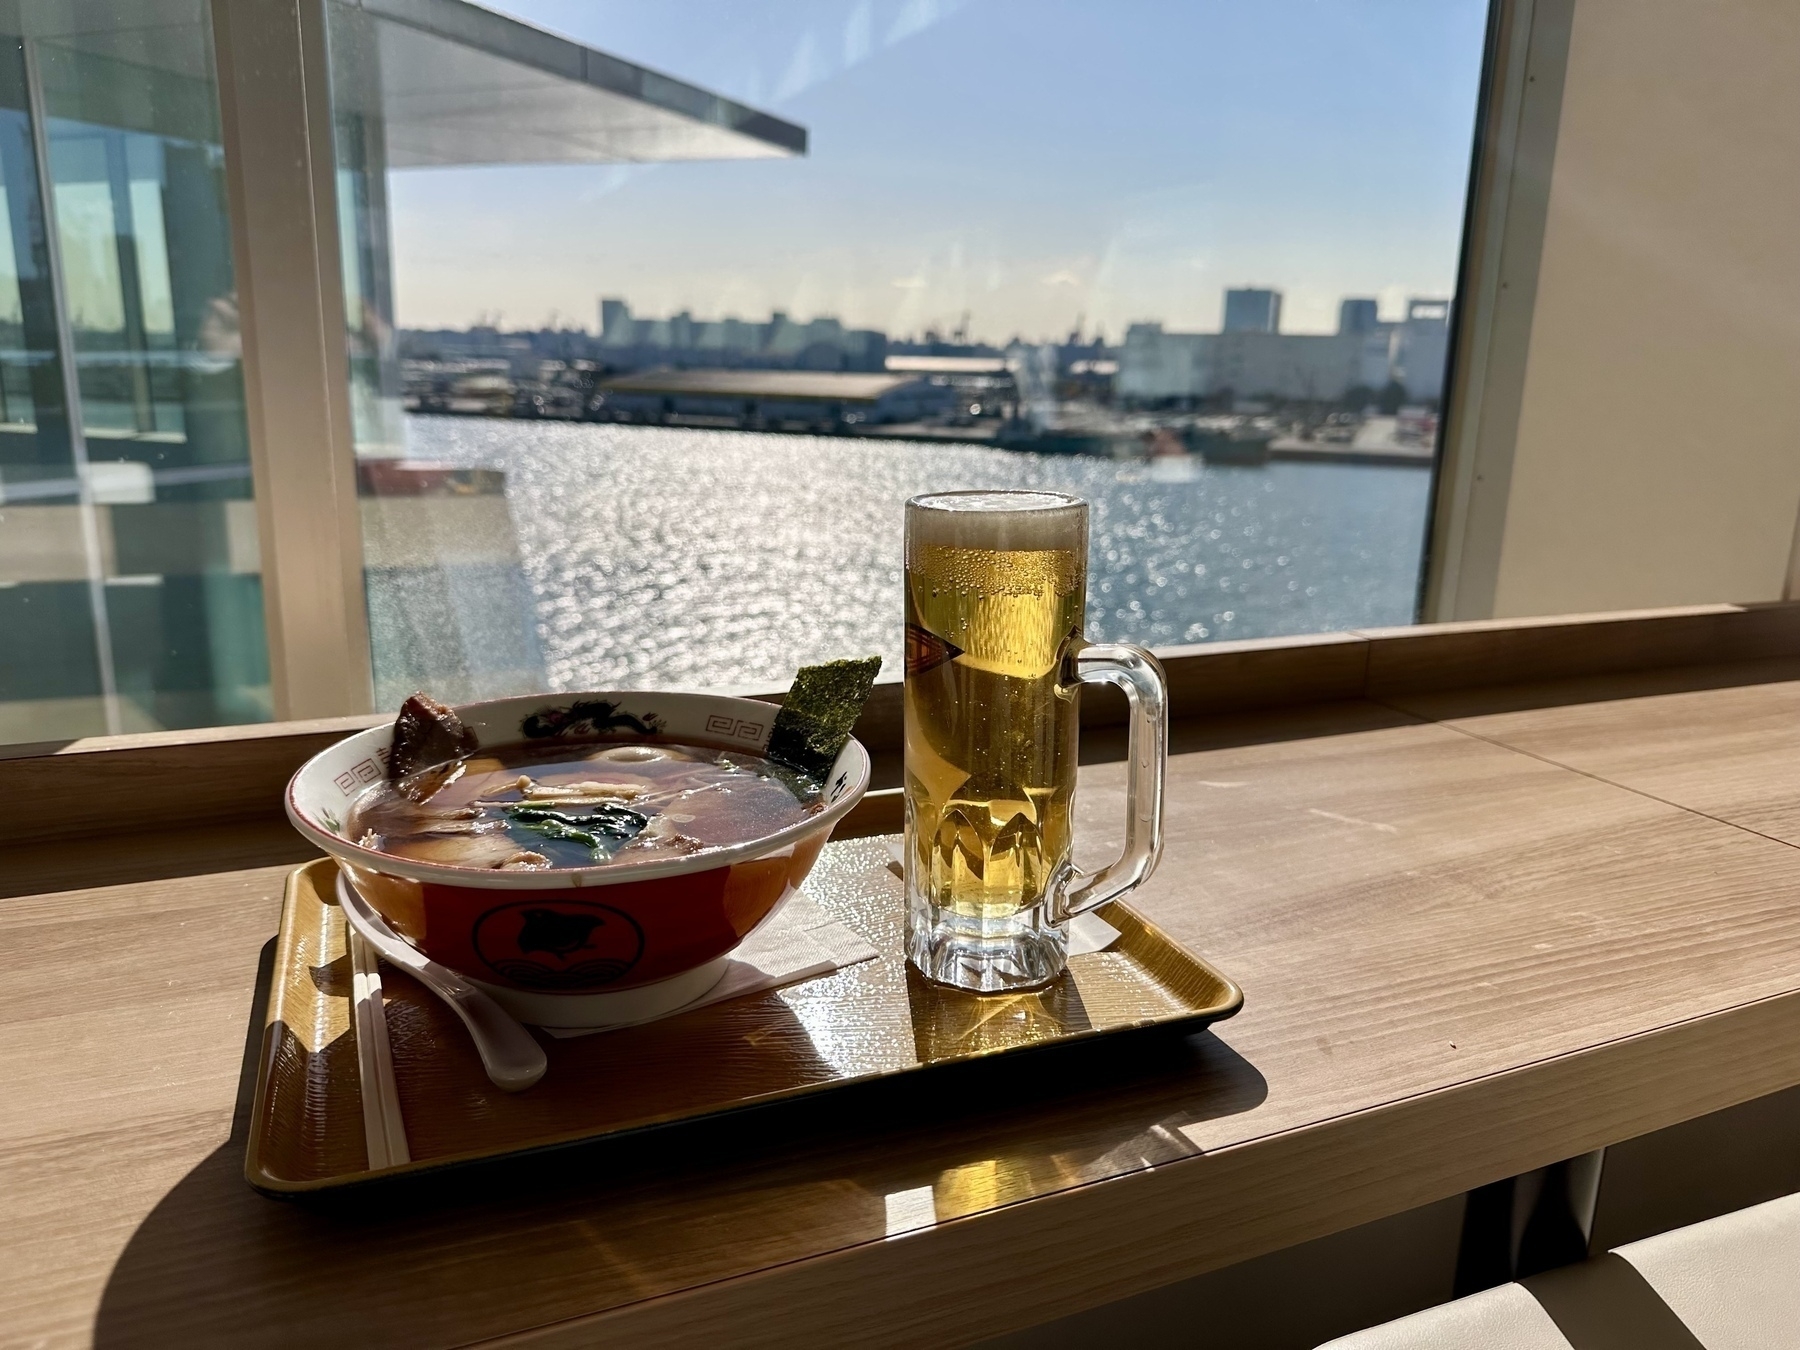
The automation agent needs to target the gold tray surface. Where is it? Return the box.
[247,837,1244,1193]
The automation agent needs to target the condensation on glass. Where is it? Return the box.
[902,490,1169,992]
[0,2,265,743]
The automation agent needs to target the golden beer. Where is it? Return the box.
[904,492,1087,947]
[904,491,1169,992]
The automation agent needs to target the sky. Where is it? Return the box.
[387,0,1489,342]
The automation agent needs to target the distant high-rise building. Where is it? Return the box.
[1394,299,1452,402]
[1223,287,1282,334]
[1116,290,1456,404]
[1338,298,1380,335]
[599,297,631,343]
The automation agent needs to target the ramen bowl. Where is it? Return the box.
[286,690,871,1028]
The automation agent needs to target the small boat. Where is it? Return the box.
[1189,426,1274,465]
[1144,427,1201,482]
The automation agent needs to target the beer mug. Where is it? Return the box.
[903,490,1168,992]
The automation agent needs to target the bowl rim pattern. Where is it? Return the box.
[285,689,871,891]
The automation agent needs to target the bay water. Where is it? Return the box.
[371,417,1431,702]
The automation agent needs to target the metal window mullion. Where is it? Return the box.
[1420,0,1574,622]
[21,34,123,735]
[211,0,373,720]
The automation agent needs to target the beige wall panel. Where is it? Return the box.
[0,505,113,583]
[108,502,262,578]
[0,504,260,583]
[1491,0,1800,617]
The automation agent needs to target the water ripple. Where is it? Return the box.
[397,418,1429,693]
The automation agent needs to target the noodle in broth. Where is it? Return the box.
[349,741,823,871]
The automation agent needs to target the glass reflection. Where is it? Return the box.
[0,2,267,741]
[340,0,1484,695]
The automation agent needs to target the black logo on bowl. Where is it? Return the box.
[520,699,664,740]
[472,900,645,990]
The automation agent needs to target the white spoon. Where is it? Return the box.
[336,872,548,1092]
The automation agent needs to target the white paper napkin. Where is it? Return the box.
[544,893,879,1038]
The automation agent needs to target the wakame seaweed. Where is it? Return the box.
[516,818,609,854]
[505,803,648,835]
[503,801,648,859]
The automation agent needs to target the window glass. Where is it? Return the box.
[0,28,87,741]
[331,1,1485,700]
[0,3,267,741]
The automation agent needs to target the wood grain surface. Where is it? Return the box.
[1384,658,1800,845]
[10,610,1800,1348]
[1359,601,1800,696]
[0,711,383,847]
[11,602,1797,857]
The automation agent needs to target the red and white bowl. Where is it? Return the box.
[285,690,870,1028]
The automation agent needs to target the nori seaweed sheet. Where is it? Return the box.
[766,656,883,779]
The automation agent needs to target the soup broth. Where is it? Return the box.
[349,740,823,871]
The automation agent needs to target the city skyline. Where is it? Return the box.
[406,282,1448,352]
[387,0,1487,339]
[407,278,1450,353]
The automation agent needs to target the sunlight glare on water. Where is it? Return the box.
[378,418,1430,698]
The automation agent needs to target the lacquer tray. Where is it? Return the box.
[245,836,1243,1194]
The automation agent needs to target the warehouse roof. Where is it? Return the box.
[599,370,924,404]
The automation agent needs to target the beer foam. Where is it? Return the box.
[906,491,1087,553]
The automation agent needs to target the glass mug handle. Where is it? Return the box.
[1048,644,1169,923]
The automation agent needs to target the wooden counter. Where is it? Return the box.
[6,603,1800,1348]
